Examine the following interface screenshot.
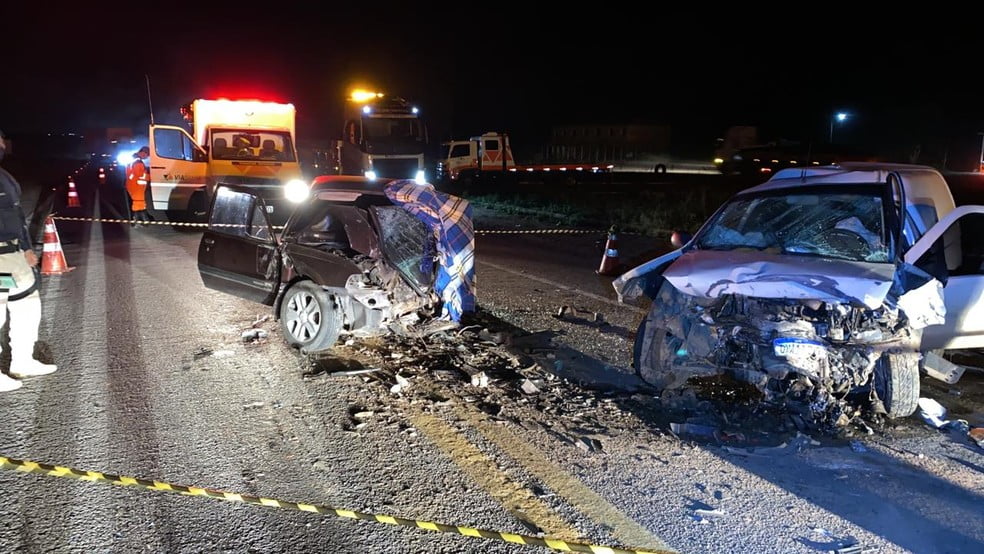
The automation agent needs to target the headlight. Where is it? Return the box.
[414,169,426,184]
[284,179,309,203]
[365,170,377,181]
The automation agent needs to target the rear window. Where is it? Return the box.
[372,206,436,289]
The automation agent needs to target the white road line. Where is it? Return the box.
[478,260,646,315]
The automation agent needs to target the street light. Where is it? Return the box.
[978,132,984,173]
[830,112,849,143]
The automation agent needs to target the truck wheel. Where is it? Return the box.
[279,281,343,354]
[873,352,920,418]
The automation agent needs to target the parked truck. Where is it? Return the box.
[437,132,613,188]
[333,90,428,182]
[145,98,307,222]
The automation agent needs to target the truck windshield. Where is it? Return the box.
[697,187,892,263]
[210,130,296,162]
[363,118,422,142]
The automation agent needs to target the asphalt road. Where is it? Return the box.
[0,165,981,553]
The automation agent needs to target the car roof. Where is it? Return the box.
[310,175,391,196]
[742,162,944,194]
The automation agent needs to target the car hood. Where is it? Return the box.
[662,250,896,309]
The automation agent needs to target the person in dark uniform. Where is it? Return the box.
[0,128,57,391]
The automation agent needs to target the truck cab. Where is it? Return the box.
[147,99,305,222]
[439,132,516,183]
[335,91,428,183]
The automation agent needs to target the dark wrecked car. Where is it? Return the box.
[198,176,473,353]
[615,163,984,421]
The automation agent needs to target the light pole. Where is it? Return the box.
[978,132,984,172]
[830,112,848,143]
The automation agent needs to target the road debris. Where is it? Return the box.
[241,329,269,343]
[969,427,984,449]
[555,305,604,324]
[329,367,382,378]
[249,314,271,328]
[471,372,489,388]
[391,374,411,394]
[521,379,540,395]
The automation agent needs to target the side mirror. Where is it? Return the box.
[670,230,692,249]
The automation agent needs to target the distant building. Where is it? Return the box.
[544,124,671,163]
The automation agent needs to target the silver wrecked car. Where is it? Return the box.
[615,163,984,420]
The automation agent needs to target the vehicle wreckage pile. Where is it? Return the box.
[302,307,904,441]
[639,281,922,430]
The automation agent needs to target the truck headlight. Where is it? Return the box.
[365,170,377,181]
[284,179,309,203]
[415,170,426,184]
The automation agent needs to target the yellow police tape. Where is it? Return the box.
[0,455,670,554]
[49,216,660,237]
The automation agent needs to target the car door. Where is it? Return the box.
[148,125,207,212]
[904,205,984,350]
[198,185,280,305]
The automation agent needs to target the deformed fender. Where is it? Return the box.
[613,248,683,302]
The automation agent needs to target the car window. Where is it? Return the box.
[450,144,471,158]
[372,206,436,289]
[248,203,272,241]
[698,190,891,262]
[209,187,253,238]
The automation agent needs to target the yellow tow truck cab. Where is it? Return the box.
[146,98,304,221]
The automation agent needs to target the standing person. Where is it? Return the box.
[126,146,151,226]
[0,128,57,392]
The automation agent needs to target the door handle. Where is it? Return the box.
[203,238,215,245]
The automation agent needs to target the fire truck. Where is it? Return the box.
[333,90,428,183]
[145,98,307,221]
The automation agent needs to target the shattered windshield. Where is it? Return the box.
[698,188,891,262]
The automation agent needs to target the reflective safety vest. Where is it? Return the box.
[126,157,148,211]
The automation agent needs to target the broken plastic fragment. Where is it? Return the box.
[916,397,948,428]
[897,278,946,329]
[520,379,540,395]
[471,372,489,388]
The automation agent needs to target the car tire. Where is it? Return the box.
[633,313,683,389]
[279,281,343,354]
[654,164,667,174]
[874,352,920,418]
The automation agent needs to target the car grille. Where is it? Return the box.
[372,158,419,179]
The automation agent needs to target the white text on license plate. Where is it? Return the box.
[773,338,825,359]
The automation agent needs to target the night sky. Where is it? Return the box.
[5,5,983,164]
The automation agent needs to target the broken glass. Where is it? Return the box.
[698,190,890,262]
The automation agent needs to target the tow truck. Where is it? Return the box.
[437,132,613,187]
[145,98,308,222]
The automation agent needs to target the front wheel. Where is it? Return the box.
[633,312,685,389]
[873,352,920,418]
[279,281,343,354]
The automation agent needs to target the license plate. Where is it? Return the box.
[773,338,825,359]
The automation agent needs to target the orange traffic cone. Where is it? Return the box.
[597,226,620,276]
[67,179,81,208]
[40,216,74,275]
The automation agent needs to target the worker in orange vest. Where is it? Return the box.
[126,146,151,226]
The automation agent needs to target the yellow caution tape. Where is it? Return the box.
[0,455,670,554]
[49,216,660,236]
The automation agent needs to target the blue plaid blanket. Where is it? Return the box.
[384,181,475,321]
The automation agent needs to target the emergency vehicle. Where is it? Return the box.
[145,99,307,221]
